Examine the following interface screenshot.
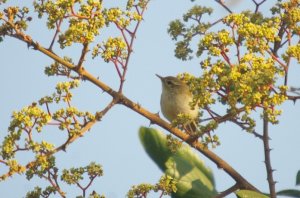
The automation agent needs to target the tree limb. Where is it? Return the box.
[263,112,277,198]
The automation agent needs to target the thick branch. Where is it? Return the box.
[287,95,300,103]
[263,113,276,197]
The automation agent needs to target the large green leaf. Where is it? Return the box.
[235,190,269,198]
[274,170,300,197]
[277,189,300,197]
[139,127,217,198]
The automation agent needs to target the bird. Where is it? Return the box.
[156,74,198,133]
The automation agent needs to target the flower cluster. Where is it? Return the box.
[167,2,295,145]
[93,37,127,62]
[127,175,177,198]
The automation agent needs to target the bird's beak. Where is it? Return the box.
[155,74,163,80]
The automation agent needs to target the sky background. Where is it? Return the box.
[0,0,300,197]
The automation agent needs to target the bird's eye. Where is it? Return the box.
[166,80,173,85]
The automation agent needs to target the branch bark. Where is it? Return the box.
[263,112,276,197]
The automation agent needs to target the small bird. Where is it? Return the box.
[156,74,198,132]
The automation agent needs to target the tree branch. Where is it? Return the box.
[215,183,239,198]
[214,0,232,13]
[42,170,66,198]
[77,42,89,70]
[52,99,116,153]
[118,1,150,92]
[272,18,287,57]
[263,112,276,198]
[209,109,264,140]
[287,95,300,103]
[0,159,7,165]
[252,0,267,13]
[49,18,63,51]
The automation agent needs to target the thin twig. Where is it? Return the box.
[231,118,264,140]
[234,33,241,63]
[49,169,62,196]
[267,50,288,71]
[45,102,52,116]
[112,60,123,79]
[118,1,150,92]
[52,99,116,153]
[70,5,89,19]
[214,0,232,13]
[115,22,130,47]
[0,159,7,165]
[284,29,292,86]
[49,18,63,51]
[210,107,245,124]
[252,0,267,13]
[77,176,96,197]
[159,190,164,198]
[215,183,239,198]
[273,21,286,57]
[77,42,89,70]
[209,108,264,139]
[42,171,66,198]
[210,18,223,27]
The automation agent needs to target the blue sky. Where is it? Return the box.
[0,0,300,197]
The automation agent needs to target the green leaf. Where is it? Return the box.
[296,170,300,186]
[236,190,269,198]
[139,127,217,198]
[277,189,300,197]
